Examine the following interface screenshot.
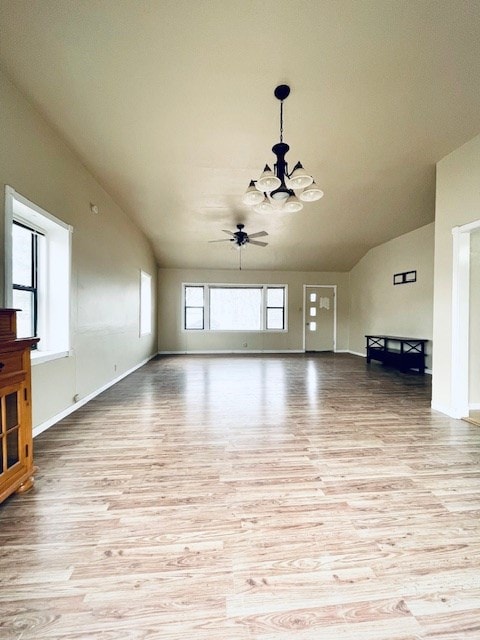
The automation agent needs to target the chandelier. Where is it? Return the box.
[242,85,324,213]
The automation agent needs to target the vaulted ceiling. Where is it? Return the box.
[1,0,479,271]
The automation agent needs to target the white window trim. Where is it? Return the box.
[139,269,152,337]
[450,220,480,418]
[182,283,288,332]
[4,186,73,363]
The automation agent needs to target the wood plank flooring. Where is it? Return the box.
[1,353,480,640]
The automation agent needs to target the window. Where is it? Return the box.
[210,287,262,330]
[12,221,43,341]
[184,286,205,329]
[139,270,152,336]
[183,284,287,331]
[5,187,72,362]
[266,287,285,330]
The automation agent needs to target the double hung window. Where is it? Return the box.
[12,221,43,341]
[5,186,72,361]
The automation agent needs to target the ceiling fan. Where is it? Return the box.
[209,224,268,248]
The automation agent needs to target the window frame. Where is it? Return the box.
[182,283,288,332]
[184,285,206,330]
[12,220,43,342]
[4,186,73,364]
[139,270,152,337]
[265,286,286,331]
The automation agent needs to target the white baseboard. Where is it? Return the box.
[157,350,305,355]
[159,349,369,357]
[33,353,157,438]
[469,402,480,410]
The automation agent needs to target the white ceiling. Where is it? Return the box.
[1,0,480,272]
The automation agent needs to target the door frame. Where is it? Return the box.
[302,285,337,352]
[451,219,480,418]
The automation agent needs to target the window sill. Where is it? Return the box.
[182,329,288,333]
[31,350,70,366]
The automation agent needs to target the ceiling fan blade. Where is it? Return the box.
[248,230,268,239]
[247,239,268,247]
[221,229,235,236]
[208,238,233,243]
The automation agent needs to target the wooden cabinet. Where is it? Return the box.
[0,309,39,504]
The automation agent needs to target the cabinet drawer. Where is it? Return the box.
[0,351,25,380]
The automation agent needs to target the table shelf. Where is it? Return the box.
[365,335,427,374]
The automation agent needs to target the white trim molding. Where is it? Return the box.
[347,350,366,358]
[158,350,304,356]
[450,220,480,418]
[302,284,337,352]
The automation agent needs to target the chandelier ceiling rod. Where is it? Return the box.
[242,85,324,213]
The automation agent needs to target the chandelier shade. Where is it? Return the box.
[284,194,303,213]
[253,199,274,213]
[287,162,314,189]
[242,85,324,212]
[243,180,266,205]
[299,181,324,202]
[256,165,281,192]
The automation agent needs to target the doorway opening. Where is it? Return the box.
[451,220,480,421]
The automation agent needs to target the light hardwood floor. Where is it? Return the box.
[1,353,480,640]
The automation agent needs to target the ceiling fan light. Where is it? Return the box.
[242,180,265,205]
[256,164,281,193]
[253,199,274,213]
[299,181,324,202]
[288,162,314,189]
[284,194,303,213]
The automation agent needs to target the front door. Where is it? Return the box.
[305,286,335,352]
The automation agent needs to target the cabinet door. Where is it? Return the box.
[0,385,24,478]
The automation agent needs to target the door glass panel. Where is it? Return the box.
[309,292,316,302]
[5,392,18,430]
[309,321,317,332]
[309,307,317,316]
[6,428,19,468]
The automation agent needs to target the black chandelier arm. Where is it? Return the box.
[271,142,289,182]
[280,100,284,143]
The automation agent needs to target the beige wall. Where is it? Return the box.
[158,268,350,353]
[349,223,434,368]
[470,229,480,405]
[433,133,480,414]
[0,70,158,430]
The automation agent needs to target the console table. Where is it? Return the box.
[365,335,427,374]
